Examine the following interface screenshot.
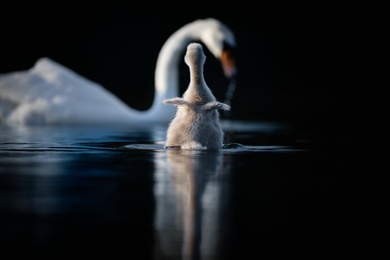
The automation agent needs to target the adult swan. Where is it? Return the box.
[0,18,237,126]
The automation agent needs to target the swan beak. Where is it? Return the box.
[220,49,237,79]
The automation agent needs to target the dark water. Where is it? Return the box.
[0,121,374,259]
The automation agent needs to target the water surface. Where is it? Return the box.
[0,120,372,259]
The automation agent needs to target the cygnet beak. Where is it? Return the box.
[220,48,237,79]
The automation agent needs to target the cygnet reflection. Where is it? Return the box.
[153,150,232,259]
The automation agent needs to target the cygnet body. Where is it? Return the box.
[163,43,230,150]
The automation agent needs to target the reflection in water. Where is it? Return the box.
[154,149,232,259]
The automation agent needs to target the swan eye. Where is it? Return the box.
[223,41,236,54]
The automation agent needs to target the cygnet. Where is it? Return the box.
[163,43,230,150]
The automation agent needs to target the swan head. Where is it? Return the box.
[197,18,237,79]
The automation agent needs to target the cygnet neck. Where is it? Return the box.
[183,43,216,104]
[188,62,205,86]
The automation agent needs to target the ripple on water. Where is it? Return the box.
[122,142,303,153]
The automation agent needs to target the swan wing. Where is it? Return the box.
[0,58,135,125]
[162,98,188,106]
[202,101,231,111]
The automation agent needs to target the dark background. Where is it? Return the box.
[0,5,381,258]
[0,5,376,143]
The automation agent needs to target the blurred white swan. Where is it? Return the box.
[0,18,236,126]
[163,43,230,150]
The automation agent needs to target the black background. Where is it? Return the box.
[0,5,376,141]
[0,5,381,258]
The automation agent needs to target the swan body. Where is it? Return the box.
[0,18,236,126]
[163,43,230,150]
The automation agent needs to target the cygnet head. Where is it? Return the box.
[184,43,206,68]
